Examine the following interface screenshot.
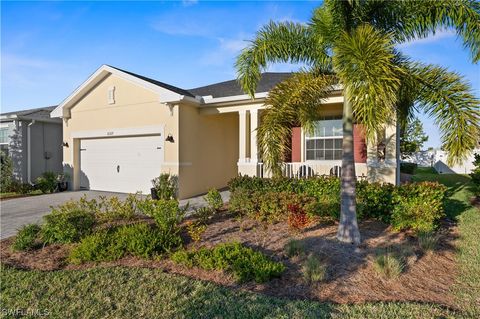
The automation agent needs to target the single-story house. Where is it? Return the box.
[0,106,63,183]
[50,65,399,199]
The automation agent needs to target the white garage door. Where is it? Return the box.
[80,135,163,194]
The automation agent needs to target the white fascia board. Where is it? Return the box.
[202,92,268,105]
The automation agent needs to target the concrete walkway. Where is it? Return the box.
[0,190,230,239]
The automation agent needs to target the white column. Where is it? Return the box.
[250,109,259,163]
[238,110,247,163]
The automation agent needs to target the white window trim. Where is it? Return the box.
[304,119,344,161]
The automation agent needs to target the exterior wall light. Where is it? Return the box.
[165,134,175,143]
[62,142,69,148]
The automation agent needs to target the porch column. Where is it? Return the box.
[250,109,259,163]
[238,110,247,163]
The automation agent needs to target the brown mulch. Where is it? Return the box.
[0,212,459,309]
[470,196,480,209]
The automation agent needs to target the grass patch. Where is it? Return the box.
[374,250,404,279]
[0,265,460,318]
[302,254,326,283]
[284,239,306,258]
[418,231,439,252]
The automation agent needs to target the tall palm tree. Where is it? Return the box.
[236,0,480,244]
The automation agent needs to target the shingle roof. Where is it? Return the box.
[188,72,292,98]
[108,65,195,97]
[1,106,57,119]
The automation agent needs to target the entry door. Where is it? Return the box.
[80,135,163,193]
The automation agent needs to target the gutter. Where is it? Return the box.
[27,120,35,184]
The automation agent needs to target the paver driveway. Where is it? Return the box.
[0,190,230,239]
[0,191,129,239]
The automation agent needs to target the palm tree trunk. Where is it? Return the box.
[337,96,361,244]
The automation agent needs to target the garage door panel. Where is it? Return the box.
[80,135,163,194]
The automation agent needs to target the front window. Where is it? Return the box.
[0,127,10,144]
[305,118,343,160]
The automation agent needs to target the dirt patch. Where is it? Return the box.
[470,196,480,209]
[0,212,459,308]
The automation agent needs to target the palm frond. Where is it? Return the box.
[235,21,331,97]
[333,24,403,138]
[407,63,480,165]
[388,0,480,63]
[258,72,337,176]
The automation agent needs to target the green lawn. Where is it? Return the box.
[0,190,42,200]
[1,170,479,318]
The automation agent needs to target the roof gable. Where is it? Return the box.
[51,65,197,118]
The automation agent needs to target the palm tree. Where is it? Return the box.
[235,0,480,244]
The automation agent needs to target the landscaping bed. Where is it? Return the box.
[0,216,459,308]
[1,173,477,317]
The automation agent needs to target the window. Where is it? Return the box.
[305,118,343,160]
[0,127,10,144]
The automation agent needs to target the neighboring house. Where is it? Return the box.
[402,150,436,167]
[0,106,63,183]
[433,147,480,174]
[51,65,399,199]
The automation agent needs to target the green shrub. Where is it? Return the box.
[284,239,306,257]
[391,182,446,232]
[8,181,35,194]
[41,209,95,244]
[68,230,122,264]
[356,181,394,222]
[374,249,404,279]
[192,206,215,224]
[171,242,285,283]
[113,223,165,258]
[418,231,439,252]
[151,173,178,200]
[97,194,139,221]
[470,153,480,196]
[137,199,184,252]
[186,220,207,242]
[228,188,258,216]
[400,162,417,175]
[69,223,169,264]
[12,224,41,251]
[204,188,223,210]
[35,171,58,193]
[257,192,289,223]
[302,254,326,283]
[0,151,13,193]
[298,177,340,218]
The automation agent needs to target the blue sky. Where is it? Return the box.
[2,0,479,148]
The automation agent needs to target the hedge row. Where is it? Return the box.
[228,176,446,232]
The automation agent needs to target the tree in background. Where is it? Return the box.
[0,150,13,192]
[236,0,480,244]
[400,117,429,159]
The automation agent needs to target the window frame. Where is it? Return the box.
[304,117,343,162]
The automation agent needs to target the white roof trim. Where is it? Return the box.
[50,65,198,118]
[202,92,268,105]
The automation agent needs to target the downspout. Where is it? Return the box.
[27,120,35,184]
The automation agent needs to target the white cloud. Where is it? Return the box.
[182,0,198,6]
[398,29,456,48]
[200,37,249,66]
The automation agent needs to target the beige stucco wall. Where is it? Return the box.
[62,74,179,190]
[178,104,238,198]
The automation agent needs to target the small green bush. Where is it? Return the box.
[204,188,223,211]
[151,173,178,200]
[35,171,58,193]
[0,151,13,193]
[68,230,122,264]
[356,181,394,222]
[192,206,215,224]
[171,242,285,283]
[69,223,169,264]
[400,162,417,175]
[228,188,258,216]
[470,153,480,196]
[374,249,404,279]
[41,209,95,244]
[12,224,41,251]
[391,182,446,232]
[298,177,340,218]
[418,231,439,252]
[284,239,306,257]
[138,199,184,252]
[98,194,139,221]
[302,254,326,283]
